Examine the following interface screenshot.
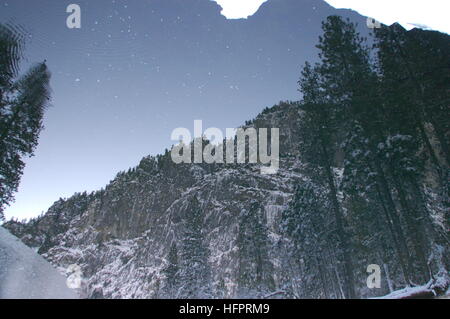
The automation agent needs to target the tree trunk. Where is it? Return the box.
[429,116,450,167]
[391,171,430,283]
[418,121,443,172]
[319,134,357,299]
[383,263,394,293]
[374,183,412,284]
[373,159,415,285]
[316,254,330,299]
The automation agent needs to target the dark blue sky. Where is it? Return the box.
[0,0,366,219]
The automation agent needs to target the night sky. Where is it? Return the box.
[0,0,367,220]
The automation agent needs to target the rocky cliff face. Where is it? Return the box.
[5,98,449,299]
[6,102,313,299]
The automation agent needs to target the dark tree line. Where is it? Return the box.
[159,16,448,299]
[0,24,51,220]
[282,16,449,298]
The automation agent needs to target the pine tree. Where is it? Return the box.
[162,242,180,298]
[313,16,426,287]
[374,24,450,282]
[178,196,211,298]
[236,201,274,297]
[0,24,23,95]
[298,59,357,299]
[281,180,337,298]
[375,24,450,169]
[0,24,51,220]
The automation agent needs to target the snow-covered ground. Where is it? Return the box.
[375,285,434,299]
[374,275,450,299]
[0,227,78,299]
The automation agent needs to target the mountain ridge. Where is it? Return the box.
[3,4,449,299]
[4,101,309,298]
